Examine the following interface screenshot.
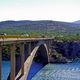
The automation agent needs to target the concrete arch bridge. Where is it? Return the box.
[0,38,53,80]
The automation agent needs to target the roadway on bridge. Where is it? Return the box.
[0,38,53,42]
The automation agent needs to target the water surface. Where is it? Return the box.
[2,59,80,80]
[32,59,80,80]
[2,61,43,80]
[2,61,10,80]
[27,61,44,80]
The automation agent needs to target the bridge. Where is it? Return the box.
[0,38,54,80]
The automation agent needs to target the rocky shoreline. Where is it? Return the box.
[49,40,80,63]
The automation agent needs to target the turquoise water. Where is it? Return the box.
[2,61,10,80]
[32,59,80,80]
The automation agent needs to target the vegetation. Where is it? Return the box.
[0,32,80,42]
[0,20,80,41]
[55,34,80,41]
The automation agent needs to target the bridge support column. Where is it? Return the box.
[47,41,51,63]
[20,43,24,76]
[28,42,31,55]
[10,43,16,80]
[0,44,2,80]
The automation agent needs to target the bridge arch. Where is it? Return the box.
[16,42,49,80]
[26,43,49,80]
[33,43,49,64]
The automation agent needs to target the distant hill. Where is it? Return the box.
[0,20,80,34]
[73,20,80,24]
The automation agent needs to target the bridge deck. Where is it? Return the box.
[0,38,53,42]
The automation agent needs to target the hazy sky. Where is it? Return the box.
[0,0,80,22]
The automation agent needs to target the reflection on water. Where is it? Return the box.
[32,59,80,80]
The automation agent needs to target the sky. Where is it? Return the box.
[0,0,80,22]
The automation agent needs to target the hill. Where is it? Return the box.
[73,20,80,24]
[0,20,80,35]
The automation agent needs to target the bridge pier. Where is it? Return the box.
[10,43,16,80]
[20,43,24,76]
[28,42,31,56]
[46,41,52,63]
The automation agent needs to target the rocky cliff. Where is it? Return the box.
[53,41,80,59]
